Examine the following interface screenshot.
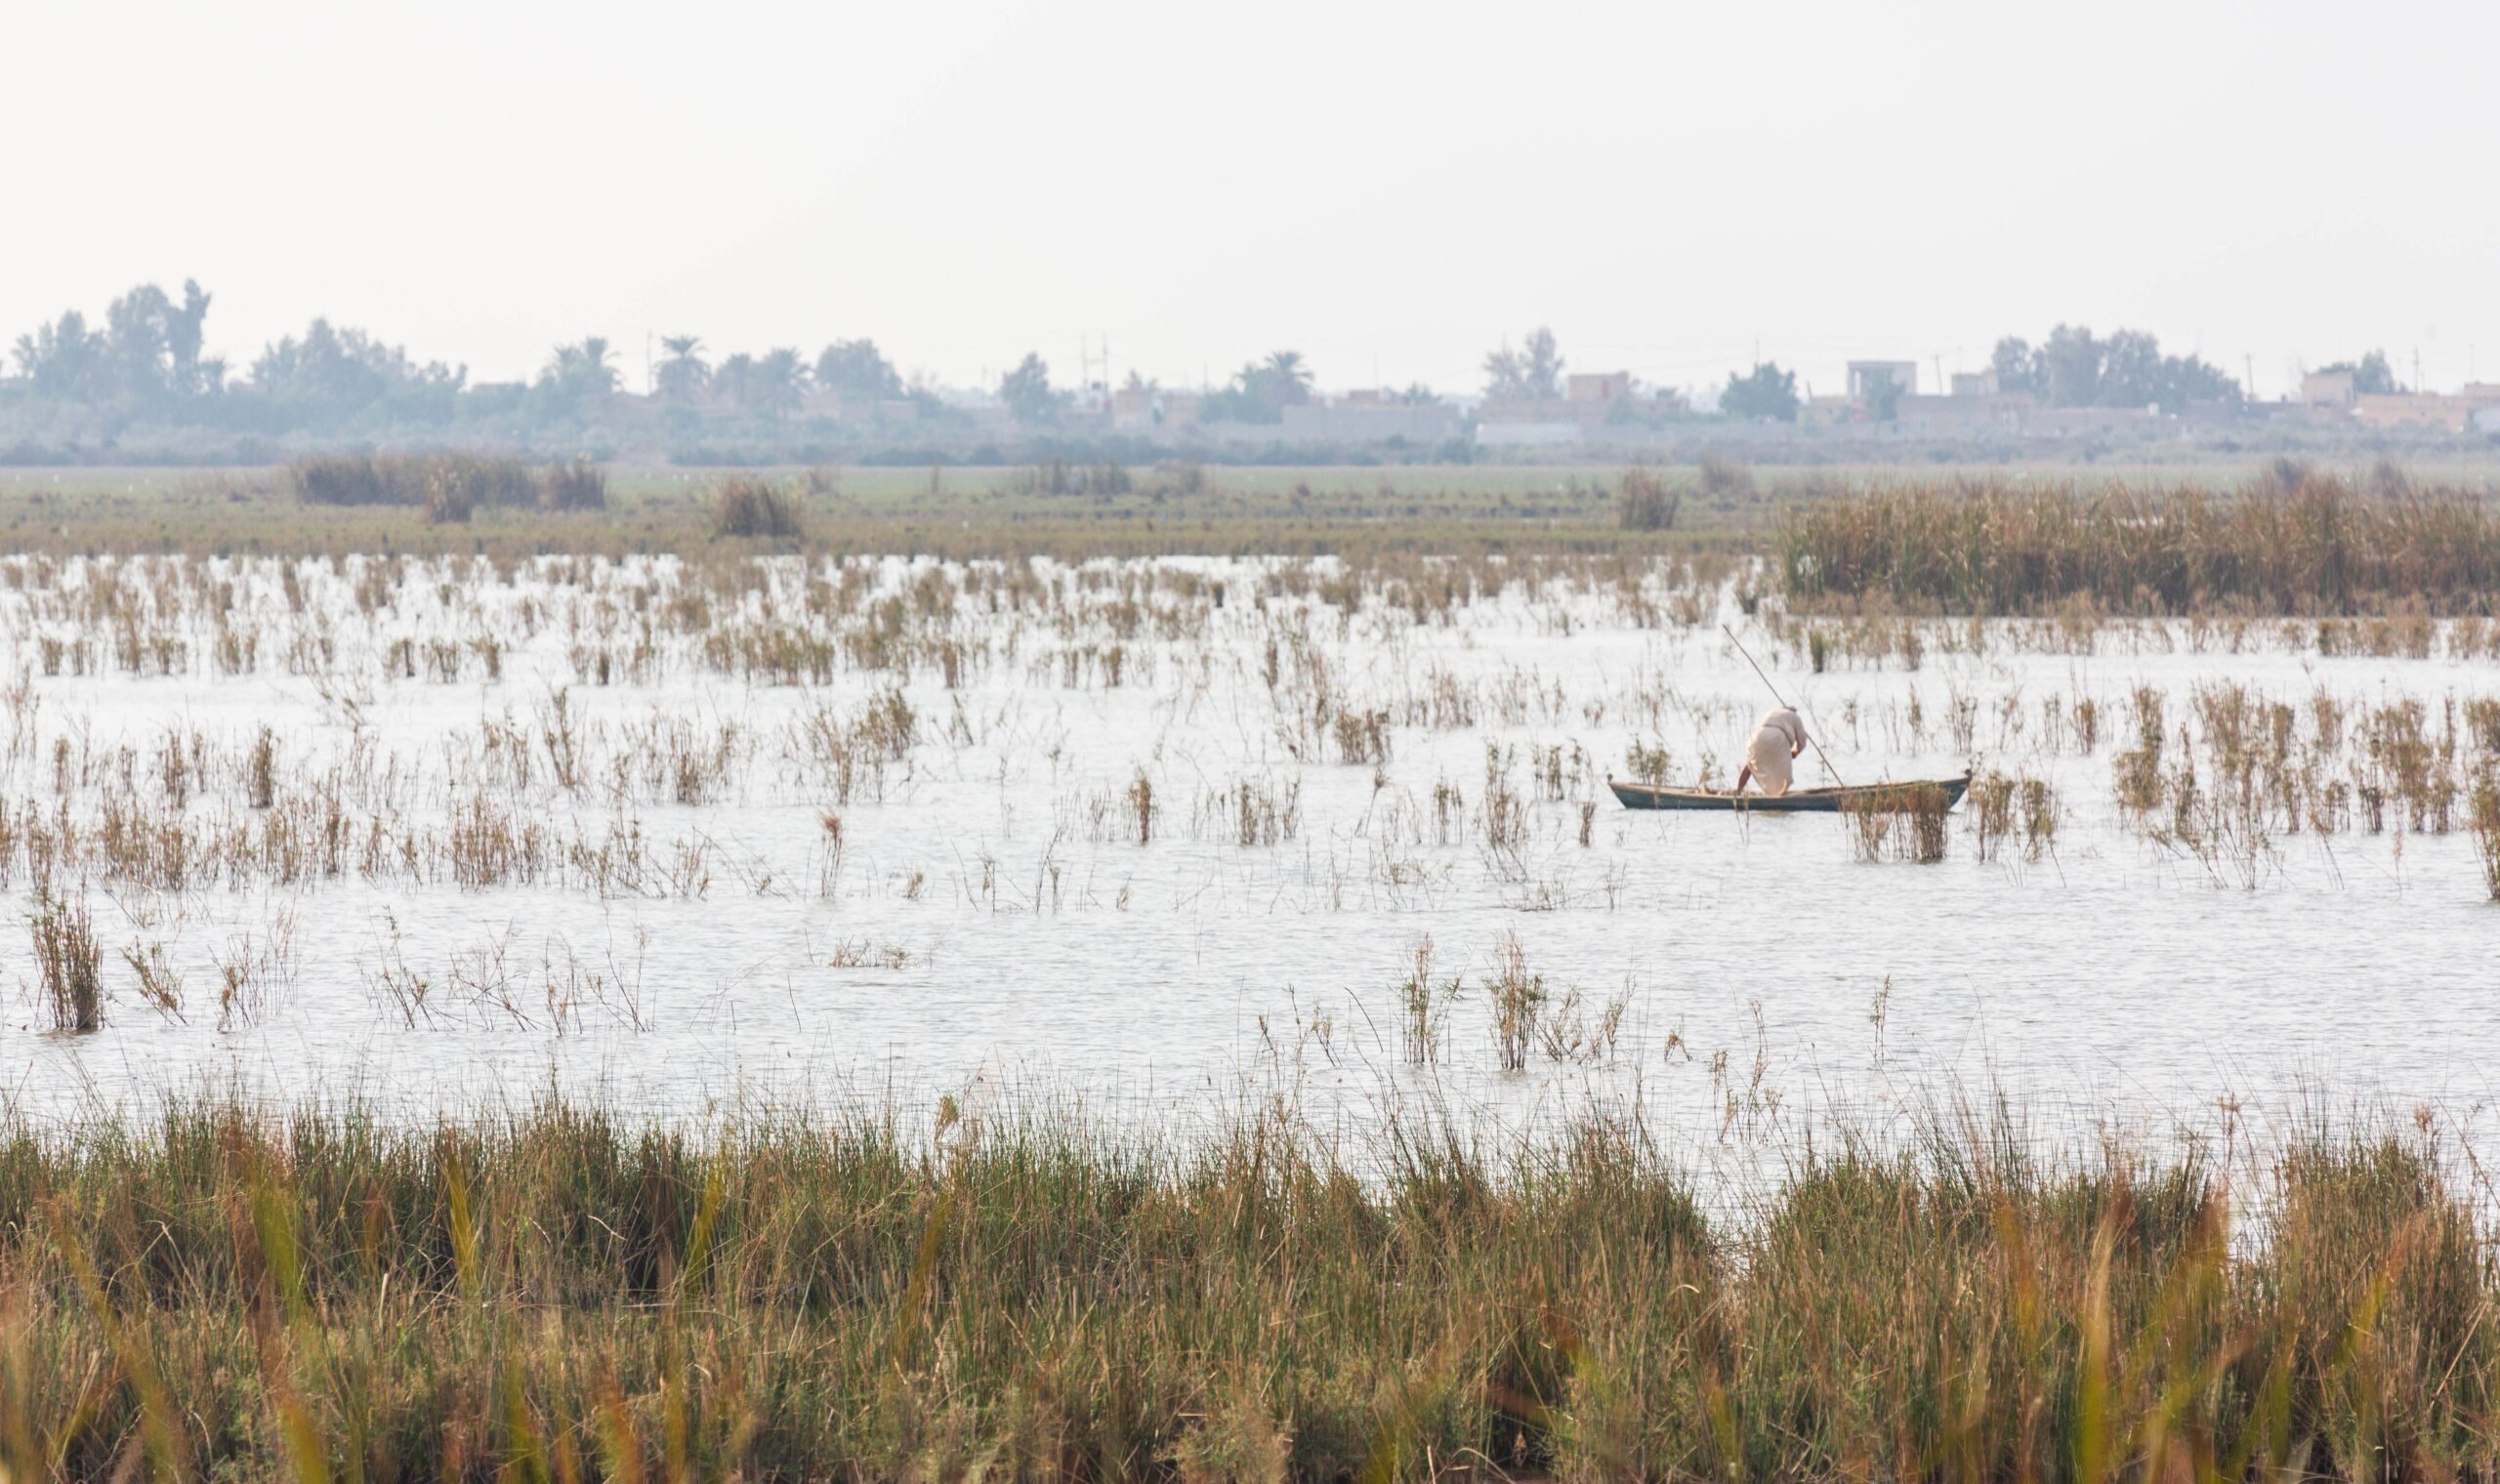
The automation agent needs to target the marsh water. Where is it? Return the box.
[1,553,2491,1160]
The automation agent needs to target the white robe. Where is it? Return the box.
[1744,708,1807,796]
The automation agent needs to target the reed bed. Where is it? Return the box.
[289,452,540,514]
[0,546,2494,1065]
[1779,473,2500,616]
[1842,783,1952,863]
[0,549,2493,914]
[0,1094,2484,1480]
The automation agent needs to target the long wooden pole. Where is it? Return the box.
[1723,623,1849,786]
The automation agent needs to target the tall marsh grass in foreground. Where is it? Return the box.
[1780,473,2500,615]
[0,1096,2492,1480]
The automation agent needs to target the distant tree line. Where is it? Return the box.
[1,281,2425,459]
[0,279,942,446]
[1714,325,2250,423]
[1987,325,2242,413]
[1482,328,1564,401]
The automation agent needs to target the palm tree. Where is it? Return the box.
[541,338,619,398]
[579,337,618,394]
[1264,350,1312,403]
[714,352,755,412]
[656,336,710,403]
[755,349,807,422]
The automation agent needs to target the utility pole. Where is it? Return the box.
[2245,353,2255,402]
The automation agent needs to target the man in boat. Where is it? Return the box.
[1733,706,1807,796]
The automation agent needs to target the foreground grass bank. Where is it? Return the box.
[0,1097,2487,1481]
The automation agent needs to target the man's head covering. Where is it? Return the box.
[1760,706,1806,754]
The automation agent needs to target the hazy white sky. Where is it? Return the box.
[9,0,2497,400]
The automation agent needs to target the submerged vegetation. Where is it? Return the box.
[0,1094,2489,1480]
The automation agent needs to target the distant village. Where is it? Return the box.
[7,279,2498,463]
[1060,356,2500,449]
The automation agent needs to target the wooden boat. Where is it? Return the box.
[1606,773,1973,814]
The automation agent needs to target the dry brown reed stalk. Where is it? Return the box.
[1481,745,1528,855]
[710,475,804,540]
[1842,784,1951,864]
[120,939,185,1022]
[1971,771,2018,860]
[246,725,276,810]
[1483,930,1547,1071]
[1616,467,1680,532]
[1126,768,1155,845]
[1230,776,1300,847]
[1394,935,1459,1064]
[2020,777,2060,860]
[1622,737,1673,787]
[2473,781,2500,902]
[1331,707,1389,764]
[818,810,845,898]
[2113,685,2167,817]
[29,885,102,1031]
[538,459,609,513]
[421,468,473,525]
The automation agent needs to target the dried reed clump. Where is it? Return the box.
[1013,457,1132,497]
[1126,767,1156,845]
[120,939,185,1022]
[29,885,102,1030]
[538,458,608,513]
[1971,771,2018,860]
[2112,684,2167,817]
[1330,707,1389,764]
[2473,781,2500,903]
[1622,737,1674,787]
[1394,935,1460,1064]
[1229,776,1301,847]
[1973,770,2060,863]
[1481,744,1529,854]
[1616,467,1680,532]
[711,475,804,539]
[1483,929,1548,1071]
[421,466,473,524]
[1842,783,1951,863]
[246,725,276,810]
[291,452,535,511]
[1698,453,1756,499]
[2020,776,2060,859]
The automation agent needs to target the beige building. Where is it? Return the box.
[1800,393,1857,429]
[1846,360,1918,401]
[2301,369,2357,409]
[2354,392,2473,432]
